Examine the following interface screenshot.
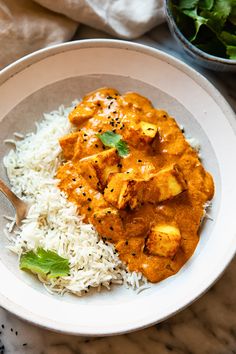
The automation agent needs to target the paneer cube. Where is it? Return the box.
[78,148,120,189]
[104,164,187,210]
[59,132,80,160]
[83,87,120,101]
[140,121,158,141]
[145,224,181,257]
[122,119,158,146]
[76,159,100,190]
[69,101,97,125]
[122,92,153,112]
[91,208,124,242]
[104,173,140,209]
[144,164,187,203]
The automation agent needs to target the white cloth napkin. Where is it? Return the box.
[0,0,165,68]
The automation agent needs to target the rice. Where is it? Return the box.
[3,103,146,296]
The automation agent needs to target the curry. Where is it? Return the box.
[57,88,214,283]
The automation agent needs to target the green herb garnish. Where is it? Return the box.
[97,131,129,157]
[171,0,236,59]
[20,248,70,278]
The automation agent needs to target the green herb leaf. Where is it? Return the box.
[171,0,236,59]
[116,140,130,157]
[200,0,232,32]
[226,45,236,59]
[183,8,208,41]
[20,248,70,278]
[221,31,236,45]
[179,0,199,10]
[97,131,129,157]
[199,0,214,10]
[97,131,121,148]
[229,5,236,25]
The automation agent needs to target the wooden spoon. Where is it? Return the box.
[0,179,28,226]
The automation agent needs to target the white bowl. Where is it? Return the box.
[0,39,236,336]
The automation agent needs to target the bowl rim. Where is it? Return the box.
[165,0,236,66]
[0,39,236,336]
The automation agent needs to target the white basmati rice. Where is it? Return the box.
[3,103,146,296]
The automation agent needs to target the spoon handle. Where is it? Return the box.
[0,179,28,225]
[0,179,23,209]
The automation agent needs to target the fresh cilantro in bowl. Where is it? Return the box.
[170,0,236,59]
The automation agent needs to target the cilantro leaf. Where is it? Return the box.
[97,131,121,148]
[171,0,236,59]
[221,31,236,45]
[183,8,208,41]
[116,140,130,157]
[97,131,129,157]
[229,5,236,25]
[20,248,70,278]
[226,45,236,59]
[200,0,232,32]
[199,0,214,10]
[179,0,199,9]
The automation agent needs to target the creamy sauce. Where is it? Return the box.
[57,88,214,283]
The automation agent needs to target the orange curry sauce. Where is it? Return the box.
[57,88,214,283]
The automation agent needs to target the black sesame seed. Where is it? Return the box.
[23,343,27,346]
[89,175,92,179]
[95,144,99,148]
[113,111,117,114]
[107,96,113,99]
[88,198,92,202]
[132,253,136,256]
[125,240,129,245]
[82,192,86,196]
[15,331,18,336]
[98,220,101,223]
[79,185,82,188]
[98,129,102,133]
[87,207,92,211]
[1,325,4,329]
[72,178,76,181]
[138,159,142,162]
[110,226,114,231]
[97,103,101,107]
[10,328,13,332]
[110,189,114,192]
